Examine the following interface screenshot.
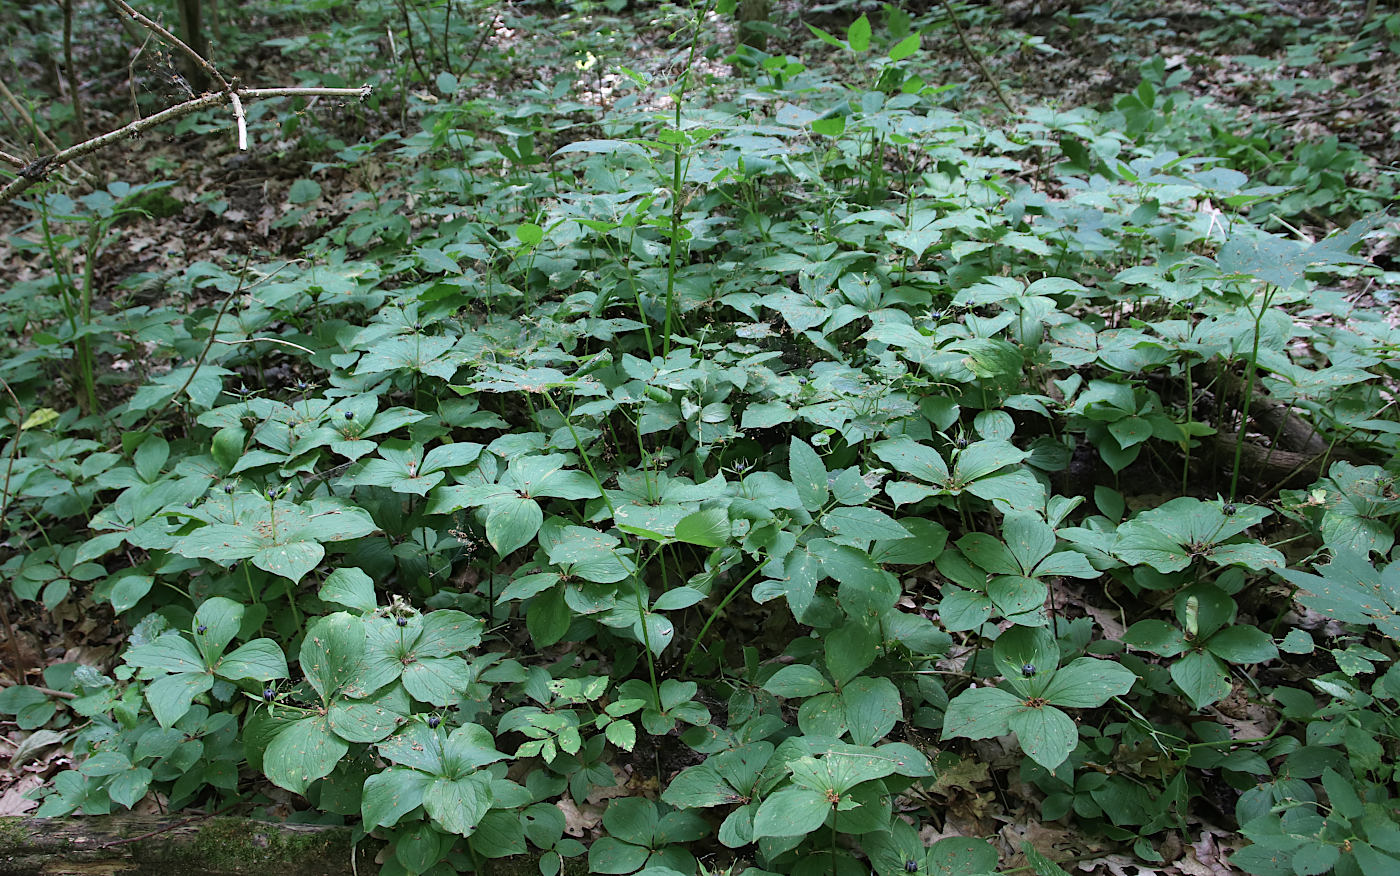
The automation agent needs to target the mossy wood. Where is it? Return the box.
[0,815,585,876]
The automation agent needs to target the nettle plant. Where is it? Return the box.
[6,4,1400,876]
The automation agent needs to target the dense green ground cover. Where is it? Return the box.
[1,1,1398,874]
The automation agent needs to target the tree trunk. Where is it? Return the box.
[175,0,211,92]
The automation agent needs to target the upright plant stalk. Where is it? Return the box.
[542,389,661,706]
[662,0,718,356]
[1230,284,1275,501]
[77,222,102,415]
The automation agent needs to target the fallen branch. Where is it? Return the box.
[110,0,232,94]
[0,85,370,207]
[0,815,588,876]
[939,0,1017,116]
[0,815,376,876]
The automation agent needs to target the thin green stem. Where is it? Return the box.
[1230,285,1274,500]
[681,563,764,674]
[662,0,718,355]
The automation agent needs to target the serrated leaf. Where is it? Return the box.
[846,13,871,51]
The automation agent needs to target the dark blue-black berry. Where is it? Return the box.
[263,688,276,702]
[197,625,208,634]
[905,861,919,873]
[344,411,354,420]
[396,616,408,627]
[1021,664,1036,677]
[224,483,234,493]
[1222,503,1237,516]
[427,715,440,729]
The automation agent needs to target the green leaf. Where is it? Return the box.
[443,723,508,771]
[424,773,493,836]
[515,223,544,246]
[993,626,1060,693]
[126,632,204,675]
[263,715,348,794]
[300,613,366,702]
[254,541,325,584]
[1002,513,1056,576]
[888,32,921,61]
[602,796,658,845]
[1021,842,1073,876]
[1008,703,1078,770]
[288,178,321,204]
[362,767,433,828]
[329,685,409,743]
[789,437,828,512]
[1041,658,1137,708]
[825,623,876,686]
[764,664,832,698]
[319,567,377,613]
[415,610,484,657]
[1124,619,1189,656]
[485,496,543,557]
[402,656,473,706]
[752,786,831,839]
[674,507,731,547]
[842,676,901,746]
[217,639,289,682]
[872,437,949,485]
[1170,650,1231,709]
[144,672,213,728]
[954,441,1028,483]
[193,597,244,660]
[846,13,871,52]
[526,586,571,648]
[927,836,999,876]
[942,686,1021,741]
[107,768,152,808]
[377,723,445,774]
[805,22,846,50]
[821,506,911,543]
[588,838,649,874]
[605,719,636,751]
[1206,626,1279,665]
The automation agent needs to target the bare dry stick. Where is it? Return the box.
[0,78,95,181]
[939,0,1017,116]
[0,149,23,169]
[110,0,231,94]
[0,85,370,206]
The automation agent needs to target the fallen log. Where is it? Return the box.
[0,815,585,876]
[0,815,375,875]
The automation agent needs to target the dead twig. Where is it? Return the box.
[939,0,1017,116]
[109,0,231,94]
[0,85,370,206]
